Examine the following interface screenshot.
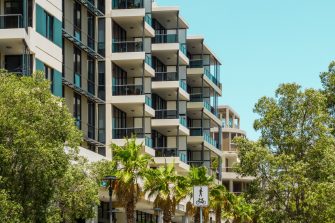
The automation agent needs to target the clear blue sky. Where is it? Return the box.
[157,0,335,140]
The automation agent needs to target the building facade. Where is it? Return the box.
[0,0,247,222]
[218,105,253,194]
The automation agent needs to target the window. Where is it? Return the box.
[87,56,95,95]
[74,93,81,129]
[88,100,95,139]
[74,2,81,40]
[45,12,53,41]
[5,55,22,73]
[73,47,81,87]
[98,61,105,100]
[87,12,95,50]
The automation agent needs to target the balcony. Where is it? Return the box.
[112,127,144,139]
[0,14,22,29]
[155,148,187,163]
[152,111,189,136]
[112,40,143,53]
[153,147,189,174]
[153,71,178,81]
[112,0,144,9]
[76,0,104,16]
[189,59,203,68]
[153,33,178,44]
[112,84,143,96]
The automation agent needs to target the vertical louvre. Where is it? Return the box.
[36,4,46,36]
[53,70,63,97]
[53,18,62,47]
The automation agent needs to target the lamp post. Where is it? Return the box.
[154,207,162,223]
[103,176,117,223]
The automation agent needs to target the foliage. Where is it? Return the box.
[235,82,335,223]
[144,164,187,223]
[111,137,153,223]
[50,156,100,222]
[0,71,96,222]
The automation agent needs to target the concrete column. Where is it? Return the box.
[182,216,189,223]
[225,109,229,128]
[229,180,234,193]
[232,115,236,128]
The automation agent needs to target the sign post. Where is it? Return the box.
[193,186,209,223]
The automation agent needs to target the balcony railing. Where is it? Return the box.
[179,115,187,127]
[204,133,218,149]
[155,148,187,163]
[153,72,178,81]
[0,14,22,29]
[180,43,187,55]
[145,136,153,147]
[112,127,144,139]
[179,80,187,91]
[204,68,219,86]
[189,59,203,68]
[204,101,217,116]
[112,0,143,9]
[112,84,143,96]
[145,53,152,67]
[145,95,152,107]
[145,13,152,26]
[153,33,178,44]
[189,127,210,136]
[155,110,178,119]
[112,40,143,52]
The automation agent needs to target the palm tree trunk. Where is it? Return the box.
[216,208,222,223]
[126,199,135,223]
[163,208,172,223]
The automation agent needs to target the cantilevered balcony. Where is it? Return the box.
[152,110,189,136]
[153,147,189,174]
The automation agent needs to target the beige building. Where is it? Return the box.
[0,0,249,222]
[218,105,253,194]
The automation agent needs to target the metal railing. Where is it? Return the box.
[145,136,153,147]
[145,95,152,107]
[112,127,144,139]
[112,0,144,9]
[204,101,217,116]
[112,84,143,96]
[145,53,152,67]
[179,115,187,127]
[0,14,22,29]
[155,110,178,119]
[155,148,188,163]
[112,40,143,52]
[153,33,178,44]
[179,80,187,91]
[204,67,219,86]
[180,43,187,55]
[153,72,178,81]
[189,127,210,136]
[204,133,218,149]
[145,13,152,26]
[189,59,203,68]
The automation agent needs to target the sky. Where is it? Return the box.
[157,0,335,140]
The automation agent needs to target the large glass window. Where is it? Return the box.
[88,100,95,139]
[87,12,95,50]
[45,12,53,41]
[74,47,81,87]
[74,93,81,129]
[73,2,81,40]
[87,56,95,95]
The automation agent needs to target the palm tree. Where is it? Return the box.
[185,166,214,223]
[230,195,254,223]
[143,164,187,223]
[111,137,153,223]
[209,185,232,223]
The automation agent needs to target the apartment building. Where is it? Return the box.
[0,0,225,222]
[218,105,253,194]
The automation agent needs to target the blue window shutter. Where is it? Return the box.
[35,59,44,71]
[53,18,62,47]
[36,4,46,36]
[53,70,63,97]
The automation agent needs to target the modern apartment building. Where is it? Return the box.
[218,105,253,194]
[0,0,227,222]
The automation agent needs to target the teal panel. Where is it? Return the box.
[53,70,63,97]
[53,18,62,47]
[36,4,46,36]
[35,59,44,72]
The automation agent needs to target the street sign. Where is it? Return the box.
[193,186,209,207]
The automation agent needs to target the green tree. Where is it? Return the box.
[144,164,187,223]
[209,185,231,223]
[235,83,335,222]
[111,137,153,223]
[0,71,82,222]
[50,156,100,222]
[185,167,214,223]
